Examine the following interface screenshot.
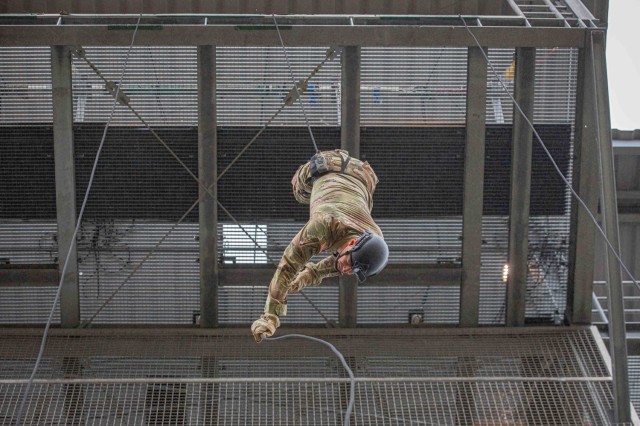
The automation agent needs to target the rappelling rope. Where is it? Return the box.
[460,17,639,291]
[263,334,356,426]
[13,15,144,426]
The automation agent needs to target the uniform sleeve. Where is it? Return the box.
[291,161,313,205]
[305,255,340,282]
[290,255,340,291]
[269,216,330,296]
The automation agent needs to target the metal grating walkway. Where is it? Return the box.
[0,326,631,425]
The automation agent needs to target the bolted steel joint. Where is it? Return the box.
[105,81,130,106]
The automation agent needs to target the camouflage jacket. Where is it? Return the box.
[269,150,382,298]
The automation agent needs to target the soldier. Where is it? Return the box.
[251,149,389,342]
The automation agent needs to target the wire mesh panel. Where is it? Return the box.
[0,286,61,325]
[0,126,56,220]
[217,47,341,127]
[0,328,612,379]
[526,47,577,323]
[361,48,468,125]
[358,286,460,324]
[377,219,462,264]
[479,217,510,325]
[362,127,465,218]
[354,380,614,426]
[0,48,58,324]
[630,356,640,416]
[477,48,577,325]
[0,47,52,124]
[358,122,465,324]
[72,126,201,324]
[0,223,58,265]
[216,127,337,223]
[0,221,60,325]
[73,125,200,221]
[486,48,515,125]
[78,223,199,325]
[69,47,201,324]
[533,48,579,123]
[72,47,197,125]
[0,327,621,425]
[0,380,618,426]
[219,286,339,325]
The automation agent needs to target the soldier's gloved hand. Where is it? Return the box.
[251,295,287,343]
[289,266,315,293]
[251,313,280,343]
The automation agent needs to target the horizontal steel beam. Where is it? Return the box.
[617,191,640,200]
[0,325,595,337]
[0,264,59,287]
[0,326,600,359]
[0,25,587,47]
[0,376,612,385]
[219,263,461,286]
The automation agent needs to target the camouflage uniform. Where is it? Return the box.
[252,149,383,341]
[270,149,382,297]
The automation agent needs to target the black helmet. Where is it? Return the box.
[349,232,389,282]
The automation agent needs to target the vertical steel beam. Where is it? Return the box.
[591,30,631,423]
[198,45,219,328]
[460,46,488,327]
[339,46,360,328]
[51,46,80,327]
[506,47,536,327]
[567,47,598,324]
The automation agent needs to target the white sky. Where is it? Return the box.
[607,2,640,130]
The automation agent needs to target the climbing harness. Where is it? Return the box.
[307,149,372,190]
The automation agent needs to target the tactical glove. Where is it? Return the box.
[288,264,317,293]
[251,295,287,343]
[251,313,280,343]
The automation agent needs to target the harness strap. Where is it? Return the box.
[340,155,352,174]
[308,151,368,189]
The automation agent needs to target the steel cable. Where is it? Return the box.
[272,14,320,153]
